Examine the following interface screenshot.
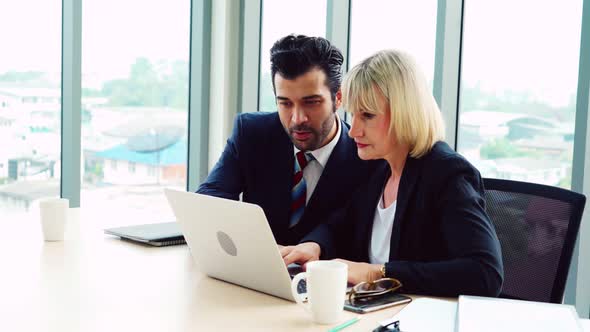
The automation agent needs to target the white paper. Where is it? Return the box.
[380,298,457,332]
[457,295,583,332]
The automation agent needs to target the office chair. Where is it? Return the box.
[483,178,586,303]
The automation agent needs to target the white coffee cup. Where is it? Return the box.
[290,260,348,325]
[39,198,69,241]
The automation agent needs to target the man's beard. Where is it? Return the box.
[289,112,336,151]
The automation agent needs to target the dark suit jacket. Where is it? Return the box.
[197,112,376,245]
[303,141,504,297]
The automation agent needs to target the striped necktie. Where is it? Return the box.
[289,151,314,228]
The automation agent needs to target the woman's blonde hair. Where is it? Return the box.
[342,49,445,158]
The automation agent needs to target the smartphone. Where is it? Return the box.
[344,293,412,314]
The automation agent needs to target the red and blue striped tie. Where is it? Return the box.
[289,151,313,228]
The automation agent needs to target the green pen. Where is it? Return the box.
[327,316,361,332]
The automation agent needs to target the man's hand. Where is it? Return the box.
[280,242,321,266]
[334,259,382,285]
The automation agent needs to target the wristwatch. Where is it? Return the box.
[380,264,387,278]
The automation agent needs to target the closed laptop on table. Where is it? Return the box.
[104,222,186,246]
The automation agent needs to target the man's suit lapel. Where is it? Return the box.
[268,116,295,235]
[389,156,421,260]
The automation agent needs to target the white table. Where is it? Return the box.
[0,209,418,331]
[1,208,588,331]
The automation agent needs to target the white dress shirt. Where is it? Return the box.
[369,193,397,264]
[293,116,342,203]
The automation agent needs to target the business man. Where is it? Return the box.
[197,34,376,245]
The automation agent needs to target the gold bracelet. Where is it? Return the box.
[380,264,386,278]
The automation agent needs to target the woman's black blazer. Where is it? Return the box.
[303,141,504,297]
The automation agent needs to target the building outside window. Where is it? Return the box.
[457,0,582,189]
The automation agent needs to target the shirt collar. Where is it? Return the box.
[293,114,341,168]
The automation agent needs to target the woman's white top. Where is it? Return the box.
[368,193,397,265]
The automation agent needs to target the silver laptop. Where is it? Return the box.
[164,188,297,302]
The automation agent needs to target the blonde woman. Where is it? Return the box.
[281,50,503,297]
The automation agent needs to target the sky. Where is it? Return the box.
[348,0,438,81]
[461,0,582,107]
[0,0,584,106]
[0,0,190,86]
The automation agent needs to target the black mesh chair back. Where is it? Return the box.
[483,178,585,303]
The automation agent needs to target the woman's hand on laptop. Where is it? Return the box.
[280,242,321,267]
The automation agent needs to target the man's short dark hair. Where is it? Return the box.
[270,34,344,101]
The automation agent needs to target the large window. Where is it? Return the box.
[457,0,583,188]
[0,1,62,221]
[81,0,190,226]
[258,0,327,113]
[349,0,438,83]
